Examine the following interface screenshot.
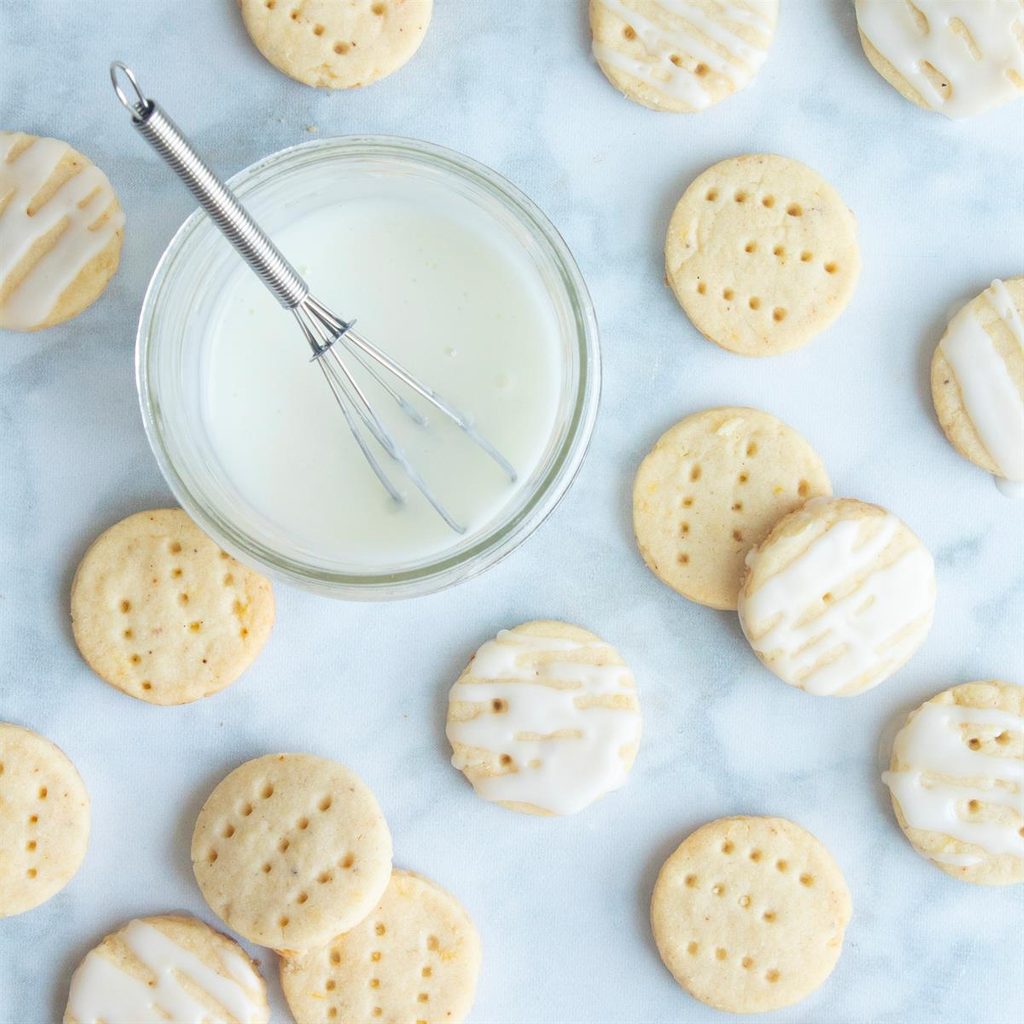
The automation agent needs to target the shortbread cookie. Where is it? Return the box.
[665,154,860,356]
[281,870,481,1024]
[0,724,89,918]
[589,0,778,113]
[855,0,1024,119]
[651,816,851,1014]
[883,681,1023,886]
[70,509,275,705]
[64,914,269,1023]
[238,0,433,90]
[0,132,123,332]
[738,498,936,697]
[446,621,641,816]
[633,407,831,610]
[192,753,393,954]
[931,278,1024,482]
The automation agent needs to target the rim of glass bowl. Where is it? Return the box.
[136,135,600,600]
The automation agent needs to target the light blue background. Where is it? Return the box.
[1,2,1022,1022]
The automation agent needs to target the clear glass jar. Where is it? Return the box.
[137,137,599,599]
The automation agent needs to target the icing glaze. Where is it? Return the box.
[739,511,935,696]
[204,190,563,568]
[940,279,1024,482]
[67,919,264,1024]
[883,702,1023,863]
[446,628,641,815]
[856,0,1024,118]
[0,132,123,329]
[988,277,1024,348]
[592,0,775,110]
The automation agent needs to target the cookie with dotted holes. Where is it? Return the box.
[280,870,481,1024]
[446,620,642,816]
[0,723,89,918]
[665,154,860,355]
[738,498,935,697]
[70,508,275,706]
[589,0,777,113]
[0,132,123,331]
[238,0,433,90]
[931,278,1024,482]
[192,753,393,955]
[64,914,269,1024]
[883,681,1024,886]
[651,816,851,1014]
[632,407,831,610]
[855,0,1024,120]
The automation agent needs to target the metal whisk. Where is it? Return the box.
[111,62,516,533]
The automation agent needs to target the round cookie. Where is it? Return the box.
[64,914,269,1023]
[445,620,642,816]
[589,0,778,113]
[70,508,275,705]
[633,407,831,610]
[738,498,935,697]
[931,277,1024,482]
[883,681,1023,886]
[0,132,123,331]
[855,0,1024,119]
[238,0,433,90]
[665,154,860,356]
[192,753,393,954]
[280,870,481,1024]
[651,816,851,1014]
[0,724,89,918]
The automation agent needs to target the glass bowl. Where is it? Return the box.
[136,136,599,599]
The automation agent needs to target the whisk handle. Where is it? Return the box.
[110,62,309,309]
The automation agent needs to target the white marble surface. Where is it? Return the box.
[2,2,1023,1022]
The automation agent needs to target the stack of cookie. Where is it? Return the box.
[58,750,481,1023]
[191,753,481,1024]
[633,407,938,697]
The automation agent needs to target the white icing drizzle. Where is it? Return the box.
[883,702,1023,863]
[988,277,1024,348]
[855,0,1024,118]
[592,0,774,109]
[940,280,1024,481]
[739,512,935,696]
[446,628,641,815]
[67,919,264,1024]
[0,132,124,329]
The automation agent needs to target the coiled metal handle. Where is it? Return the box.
[111,62,309,309]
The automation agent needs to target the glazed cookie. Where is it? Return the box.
[651,816,851,1014]
[883,681,1023,886]
[589,0,778,113]
[70,509,275,705]
[931,278,1024,483]
[238,0,433,90]
[0,724,89,918]
[633,407,831,610]
[446,621,641,816]
[665,154,860,356]
[0,132,123,331]
[281,870,481,1024]
[192,753,393,954]
[738,498,936,697]
[855,0,1024,119]
[64,914,269,1023]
